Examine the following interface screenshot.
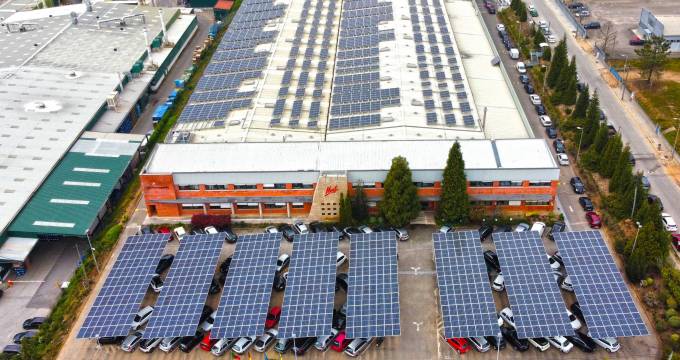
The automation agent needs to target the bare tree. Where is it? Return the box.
[598,21,618,56]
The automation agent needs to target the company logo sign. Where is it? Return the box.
[324,185,339,197]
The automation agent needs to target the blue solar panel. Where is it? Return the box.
[492,232,573,339]
[346,232,400,338]
[553,231,649,338]
[77,234,170,338]
[426,112,437,124]
[211,233,283,339]
[444,113,456,125]
[142,233,225,339]
[278,233,341,338]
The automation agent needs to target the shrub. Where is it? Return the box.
[668,308,678,319]
[669,297,678,310]
[669,316,680,328]
[658,318,669,331]
[614,239,626,255]
[672,334,680,350]
[190,214,231,230]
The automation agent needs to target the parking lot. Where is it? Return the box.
[57,224,659,359]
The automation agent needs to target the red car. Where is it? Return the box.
[672,234,680,251]
[586,212,601,228]
[157,227,171,239]
[265,306,281,328]
[199,332,217,351]
[443,336,472,354]
[330,330,352,352]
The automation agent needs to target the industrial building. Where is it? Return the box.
[639,8,680,52]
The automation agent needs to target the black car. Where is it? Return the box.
[570,177,585,194]
[483,250,501,273]
[629,153,636,165]
[224,229,238,243]
[96,336,125,346]
[309,221,327,233]
[546,126,557,139]
[501,327,529,352]
[2,344,21,356]
[579,197,594,211]
[155,254,174,274]
[278,225,296,242]
[519,74,529,84]
[535,104,546,115]
[553,139,565,153]
[179,331,203,353]
[566,333,596,353]
[273,272,287,291]
[336,273,348,292]
[599,110,607,121]
[570,302,585,322]
[209,278,221,295]
[292,337,316,355]
[22,317,46,330]
[648,194,664,211]
[485,335,506,350]
[199,305,214,323]
[493,224,513,233]
[13,331,38,345]
[524,83,535,94]
[584,21,601,29]
[478,224,493,241]
[332,310,346,330]
[220,257,232,275]
[140,226,153,235]
[342,227,362,239]
[548,222,566,240]
[575,331,598,350]
[576,82,587,92]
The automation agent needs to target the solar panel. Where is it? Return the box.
[444,114,456,125]
[142,233,225,339]
[278,233,341,338]
[211,233,283,339]
[77,234,170,338]
[492,232,573,339]
[346,232,400,338]
[432,231,499,338]
[553,231,648,338]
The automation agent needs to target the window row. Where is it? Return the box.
[178,183,315,191]
[181,202,307,210]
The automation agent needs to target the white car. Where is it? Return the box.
[139,337,163,353]
[276,254,290,273]
[528,337,550,351]
[499,307,515,329]
[439,225,454,233]
[516,61,527,74]
[530,94,542,105]
[173,226,186,241]
[559,275,574,292]
[265,226,279,234]
[538,20,548,28]
[557,153,570,166]
[547,35,557,43]
[336,251,348,268]
[211,338,238,356]
[159,336,182,352]
[567,310,582,330]
[662,213,678,232]
[293,221,309,234]
[496,24,505,32]
[358,225,373,234]
[344,337,374,357]
[467,337,491,352]
[530,221,546,235]
[204,226,218,234]
[514,223,530,232]
[315,328,339,351]
[590,335,621,352]
[120,331,144,352]
[131,306,154,330]
[547,254,562,271]
[491,273,505,292]
[232,336,257,354]
[539,115,552,127]
[254,329,278,352]
[546,336,573,353]
[198,310,217,332]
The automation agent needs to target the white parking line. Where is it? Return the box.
[569,205,574,213]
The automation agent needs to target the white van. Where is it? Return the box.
[509,48,519,59]
[173,226,186,241]
[530,222,546,236]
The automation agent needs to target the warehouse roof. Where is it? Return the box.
[144,139,556,175]
[7,132,142,238]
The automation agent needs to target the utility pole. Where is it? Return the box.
[631,222,642,253]
[620,54,628,100]
[576,126,584,162]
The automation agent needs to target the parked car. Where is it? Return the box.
[274,338,293,354]
[293,221,309,234]
[557,153,569,166]
[648,194,664,210]
[548,252,564,271]
[97,336,125,346]
[529,5,538,16]
[179,331,204,353]
[139,337,163,353]
[199,311,217,333]
[442,336,471,354]
[535,104,547,116]
[204,226,218,235]
[527,337,550,351]
[173,226,186,241]
[579,197,594,211]
[571,302,585,322]
[641,176,651,190]
[12,330,37,345]
[545,126,557,138]
[336,273,349,292]
[568,332,597,352]
[200,333,217,352]
[254,329,278,352]
[344,337,374,357]
[586,212,602,229]
[485,335,506,350]
[292,337,316,355]
[478,224,493,240]
[273,272,287,291]
[546,336,574,353]
[559,275,574,292]
[330,330,352,352]
[394,227,409,241]
[590,335,620,352]
[629,36,645,46]
[567,310,583,330]
[524,83,535,94]
[265,306,282,328]
[491,272,505,292]
[211,337,238,356]
[232,336,257,354]
[315,328,339,351]
[265,226,279,234]
[494,224,513,233]
[548,222,566,240]
[483,250,501,273]
[496,24,505,33]
[208,278,221,295]
[131,306,154,330]
[22,317,46,330]
[584,21,601,29]
[358,225,373,234]
[336,251,348,268]
[309,221,326,233]
[159,336,182,352]
[499,308,516,329]
[570,176,585,194]
[121,331,144,352]
[530,221,546,235]
[516,62,527,74]
[276,254,290,273]
[663,213,678,232]
[547,34,558,43]
[539,115,552,127]
[439,225,454,233]
[467,336,491,352]
[519,74,530,84]
[501,327,529,351]
[154,254,174,274]
[342,227,362,238]
[2,345,20,356]
[529,94,542,105]
[514,223,530,232]
[333,309,347,330]
[278,224,297,241]
[224,228,238,243]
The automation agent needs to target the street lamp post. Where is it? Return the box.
[631,222,642,253]
[620,54,629,100]
[576,126,584,162]
[86,231,100,273]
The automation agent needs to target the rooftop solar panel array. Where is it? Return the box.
[278,232,341,338]
[346,232,401,338]
[77,233,170,338]
[492,231,573,339]
[143,233,225,339]
[211,233,283,339]
[553,231,649,338]
[432,231,500,338]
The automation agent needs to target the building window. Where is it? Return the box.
[367,202,378,207]
[528,181,552,187]
[469,181,493,187]
[291,183,314,189]
[236,202,259,209]
[209,203,231,209]
[498,181,523,187]
[181,203,203,209]
[205,184,226,191]
[263,183,287,189]
[413,182,435,187]
[291,202,305,209]
[496,200,509,206]
[525,200,551,206]
[264,203,286,209]
[471,200,494,206]
[233,184,257,190]
[178,185,199,191]
[354,182,376,188]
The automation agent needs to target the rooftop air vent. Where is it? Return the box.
[24,100,61,113]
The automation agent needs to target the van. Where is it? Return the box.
[530,222,546,236]
[509,48,519,59]
[173,226,186,241]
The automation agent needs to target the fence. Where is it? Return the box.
[553,0,587,38]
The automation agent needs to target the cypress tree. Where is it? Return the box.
[592,123,609,153]
[542,46,552,62]
[547,39,567,88]
[534,30,546,48]
[599,135,623,177]
[517,2,528,22]
[581,93,600,148]
[338,193,353,226]
[351,185,369,222]
[562,77,578,105]
[554,56,575,100]
[580,124,608,170]
[571,86,590,119]
[382,156,420,227]
[436,142,470,225]
[609,147,633,194]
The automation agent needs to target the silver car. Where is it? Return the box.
[120,331,143,352]
[344,337,374,357]
[315,328,339,351]
[139,337,162,353]
[254,329,278,352]
[211,338,238,356]
[130,306,154,330]
[232,336,257,354]
[159,336,182,352]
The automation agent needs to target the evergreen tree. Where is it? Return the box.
[510,0,520,12]
[546,39,567,88]
[351,185,369,222]
[637,199,663,231]
[533,30,546,48]
[581,93,600,148]
[436,142,470,225]
[571,86,590,119]
[517,2,528,22]
[542,46,552,62]
[635,35,671,85]
[580,123,608,170]
[624,223,669,278]
[561,59,578,105]
[338,193,353,226]
[598,134,623,177]
[382,156,420,227]
[554,56,576,103]
[609,147,633,194]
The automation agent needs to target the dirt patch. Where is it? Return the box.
[600,68,620,87]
